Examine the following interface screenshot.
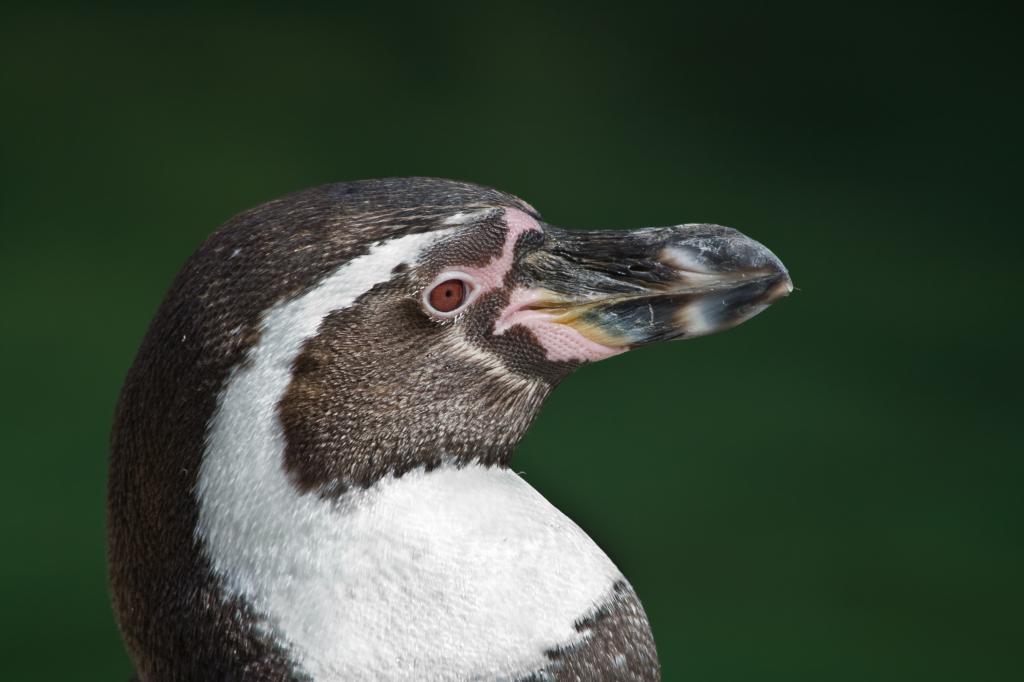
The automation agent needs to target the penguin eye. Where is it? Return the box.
[429,279,466,312]
[424,276,474,316]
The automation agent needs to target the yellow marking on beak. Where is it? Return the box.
[535,297,635,348]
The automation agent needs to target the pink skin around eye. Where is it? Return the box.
[446,207,622,363]
[428,208,540,315]
[452,207,542,293]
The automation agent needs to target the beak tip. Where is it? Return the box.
[769,272,794,302]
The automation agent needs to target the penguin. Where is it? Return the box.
[108,177,791,682]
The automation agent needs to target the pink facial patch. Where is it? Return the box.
[446,207,542,293]
[443,208,622,363]
[494,289,624,363]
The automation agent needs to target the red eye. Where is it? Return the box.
[427,278,468,313]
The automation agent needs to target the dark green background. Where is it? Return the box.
[2,3,1019,680]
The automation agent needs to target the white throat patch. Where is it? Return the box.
[196,230,622,680]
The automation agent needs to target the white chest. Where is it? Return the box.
[203,464,622,681]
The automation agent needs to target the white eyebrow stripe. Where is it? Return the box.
[442,208,496,225]
[197,227,453,622]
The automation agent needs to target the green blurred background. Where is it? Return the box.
[2,2,1020,680]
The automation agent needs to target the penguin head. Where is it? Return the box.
[240,178,794,495]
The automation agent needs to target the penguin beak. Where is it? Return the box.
[511,224,792,350]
